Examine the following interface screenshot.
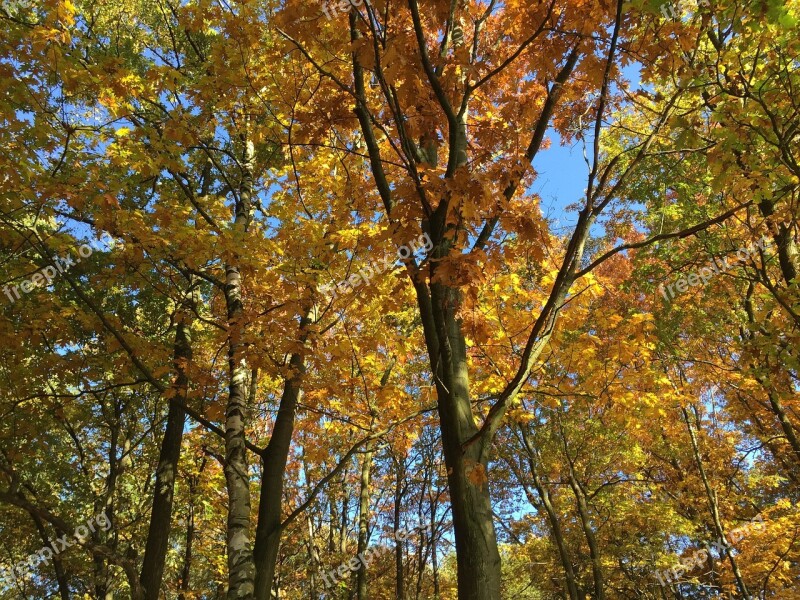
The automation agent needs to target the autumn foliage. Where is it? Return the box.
[0,0,799,598]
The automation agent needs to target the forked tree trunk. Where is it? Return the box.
[345,3,589,593]
[415,277,502,600]
[253,351,306,600]
[566,466,604,600]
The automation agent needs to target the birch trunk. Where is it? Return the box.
[223,136,257,599]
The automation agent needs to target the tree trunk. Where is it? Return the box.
[757,374,800,465]
[223,135,257,599]
[339,478,349,555]
[759,200,799,289]
[356,447,374,600]
[140,295,193,598]
[733,391,800,484]
[446,442,502,600]
[554,413,603,600]
[253,339,308,600]
[177,489,194,600]
[516,425,579,600]
[306,512,322,599]
[140,398,186,599]
[431,528,439,600]
[224,318,256,599]
[31,512,70,600]
[683,407,750,599]
[566,466,604,600]
[178,458,204,600]
[415,276,502,600]
[329,495,337,554]
[742,282,800,469]
[393,457,406,600]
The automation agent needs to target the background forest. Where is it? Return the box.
[0,0,799,598]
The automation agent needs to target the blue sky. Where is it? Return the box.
[532,62,645,230]
[533,129,588,229]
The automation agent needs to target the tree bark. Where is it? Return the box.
[393,455,406,600]
[253,328,309,600]
[759,200,799,288]
[306,512,322,599]
[516,425,580,600]
[757,374,800,466]
[31,512,71,600]
[566,465,604,600]
[223,135,257,599]
[140,290,193,599]
[356,447,374,600]
[414,276,502,600]
[224,281,256,599]
[177,488,195,600]
[178,457,204,600]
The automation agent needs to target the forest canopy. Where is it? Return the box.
[0,0,799,598]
